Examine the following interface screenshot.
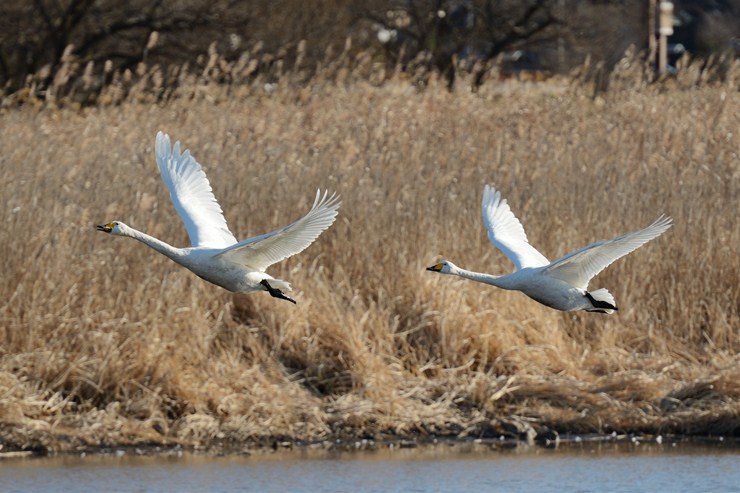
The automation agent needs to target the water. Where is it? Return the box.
[1,442,737,493]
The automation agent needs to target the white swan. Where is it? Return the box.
[427,184,672,313]
[97,132,340,304]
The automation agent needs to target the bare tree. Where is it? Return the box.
[358,0,563,88]
[0,0,246,93]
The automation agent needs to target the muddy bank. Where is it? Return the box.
[2,409,738,458]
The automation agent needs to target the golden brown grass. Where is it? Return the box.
[0,65,738,453]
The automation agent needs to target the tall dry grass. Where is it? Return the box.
[0,67,738,452]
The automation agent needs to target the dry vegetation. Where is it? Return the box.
[0,58,738,454]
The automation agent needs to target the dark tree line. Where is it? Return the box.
[361,0,562,87]
[1,0,737,96]
[0,0,242,92]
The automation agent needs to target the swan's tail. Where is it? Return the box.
[585,288,617,314]
[267,278,292,291]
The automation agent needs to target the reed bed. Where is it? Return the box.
[0,64,738,452]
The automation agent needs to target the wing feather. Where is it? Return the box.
[545,215,673,289]
[216,190,340,271]
[155,132,237,248]
[482,184,550,271]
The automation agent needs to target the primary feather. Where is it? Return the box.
[217,190,342,271]
[545,215,673,291]
[155,132,237,248]
[482,184,550,270]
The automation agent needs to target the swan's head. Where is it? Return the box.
[426,260,456,274]
[96,221,126,235]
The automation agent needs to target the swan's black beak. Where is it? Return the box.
[427,264,442,272]
[96,223,113,233]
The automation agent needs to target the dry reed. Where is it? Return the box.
[0,62,738,453]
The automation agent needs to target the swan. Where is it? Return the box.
[96,132,340,304]
[427,184,672,313]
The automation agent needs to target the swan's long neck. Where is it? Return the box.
[450,265,514,289]
[122,226,186,263]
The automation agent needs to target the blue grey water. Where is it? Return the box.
[1,443,737,493]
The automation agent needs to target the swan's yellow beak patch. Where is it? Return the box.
[96,223,114,233]
[427,263,443,272]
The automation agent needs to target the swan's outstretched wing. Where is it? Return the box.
[155,132,237,248]
[216,190,340,271]
[545,215,673,290]
[482,184,550,271]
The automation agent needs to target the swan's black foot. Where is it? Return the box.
[260,280,297,304]
[584,291,617,314]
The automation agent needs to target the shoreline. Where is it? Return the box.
[1,432,737,461]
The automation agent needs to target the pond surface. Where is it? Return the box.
[1,440,738,493]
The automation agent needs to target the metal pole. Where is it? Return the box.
[658,33,668,75]
[657,1,674,75]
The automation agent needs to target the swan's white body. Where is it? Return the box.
[428,185,672,313]
[97,132,340,303]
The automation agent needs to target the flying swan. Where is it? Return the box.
[97,131,340,304]
[427,184,672,313]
